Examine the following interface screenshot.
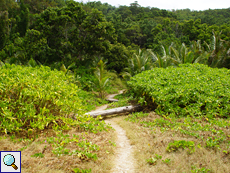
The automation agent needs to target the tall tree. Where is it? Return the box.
[0,0,18,12]
[0,11,9,50]
[23,0,66,14]
[31,0,116,64]
[17,0,29,37]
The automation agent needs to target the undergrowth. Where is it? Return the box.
[124,64,230,172]
[126,112,230,149]
[0,64,114,172]
[124,112,230,172]
[0,64,110,136]
[128,64,230,118]
[107,90,135,109]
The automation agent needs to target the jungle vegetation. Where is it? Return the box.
[0,0,230,73]
[1,1,230,172]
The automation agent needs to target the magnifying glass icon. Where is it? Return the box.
[3,154,18,170]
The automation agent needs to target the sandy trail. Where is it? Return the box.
[91,90,135,173]
[105,119,135,173]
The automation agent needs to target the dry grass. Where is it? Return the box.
[1,110,229,173]
[0,127,117,173]
[116,112,230,173]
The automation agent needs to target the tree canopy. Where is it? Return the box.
[0,0,229,71]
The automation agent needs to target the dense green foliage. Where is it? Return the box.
[0,64,108,135]
[0,0,124,69]
[92,60,111,98]
[86,1,230,50]
[122,49,153,80]
[128,64,230,118]
[0,0,230,72]
[175,8,230,26]
[0,2,229,170]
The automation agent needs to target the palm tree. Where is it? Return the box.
[122,49,152,80]
[93,60,110,99]
[147,45,173,68]
[27,58,42,67]
[204,30,230,68]
[168,42,209,66]
[189,40,209,64]
[148,42,210,68]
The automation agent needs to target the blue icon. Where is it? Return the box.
[3,155,18,170]
[1,151,21,173]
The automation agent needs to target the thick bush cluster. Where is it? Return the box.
[128,64,230,118]
[0,64,102,134]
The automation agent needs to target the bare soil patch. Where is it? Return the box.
[105,118,135,173]
[0,129,115,173]
[92,91,136,173]
[117,112,230,173]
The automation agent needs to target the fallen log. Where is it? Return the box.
[85,105,141,118]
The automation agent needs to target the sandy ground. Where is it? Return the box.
[105,119,135,173]
[90,91,135,173]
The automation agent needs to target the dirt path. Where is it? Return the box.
[92,91,135,173]
[105,119,135,173]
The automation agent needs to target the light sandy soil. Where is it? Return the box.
[91,91,136,173]
[105,119,135,173]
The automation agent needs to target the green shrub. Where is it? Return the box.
[73,168,92,173]
[146,154,162,165]
[166,140,195,153]
[0,64,107,135]
[74,66,96,91]
[128,64,230,118]
[191,166,211,173]
[31,153,44,158]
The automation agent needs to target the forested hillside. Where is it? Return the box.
[1,2,230,172]
[0,0,230,71]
